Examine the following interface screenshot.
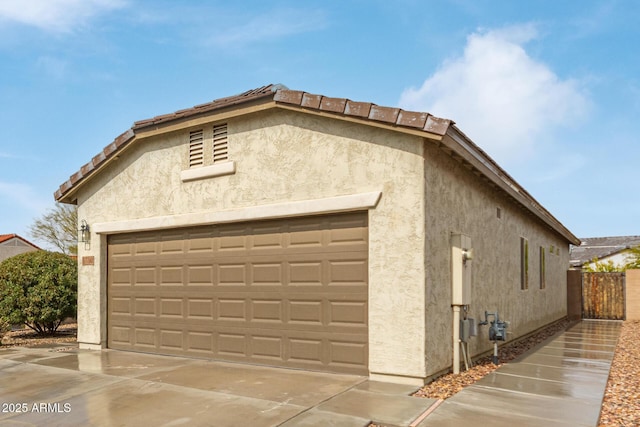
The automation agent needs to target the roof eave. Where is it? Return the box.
[273,89,451,140]
[54,93,279,204]
[444,126,581,246]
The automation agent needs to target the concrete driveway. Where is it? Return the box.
[0,345,437,427]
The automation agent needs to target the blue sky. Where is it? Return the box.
[0,0,638,246]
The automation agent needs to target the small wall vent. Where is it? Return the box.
[189,129,204,167]
[213,123,228,163]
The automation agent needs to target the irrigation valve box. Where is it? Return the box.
[451,233,472,305]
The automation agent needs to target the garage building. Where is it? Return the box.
[56,84,579,385]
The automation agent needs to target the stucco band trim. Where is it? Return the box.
[92,191,382,234]
[180,161,236,182]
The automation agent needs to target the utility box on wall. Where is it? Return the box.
[451,233,472,305]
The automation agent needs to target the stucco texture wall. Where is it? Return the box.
[0,239,39,262]
[423,138,569,376]
[75,109,428,380]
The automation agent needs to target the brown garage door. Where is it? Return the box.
[107,212,368,374]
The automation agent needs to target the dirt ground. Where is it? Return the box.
[1,323,78,348]
[2,321,637,427]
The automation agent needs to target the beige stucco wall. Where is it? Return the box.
[75,108,428,382]
[0,238,39,262]
[627,269,640,320]
[423,138,570,376]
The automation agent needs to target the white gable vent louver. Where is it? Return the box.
[212,123,228,163]
[189,129,204,167]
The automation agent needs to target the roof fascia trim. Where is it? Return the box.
[133,99,277,138]
[273,104,445,142]
[55,100,278,204]
[444,127,580,245]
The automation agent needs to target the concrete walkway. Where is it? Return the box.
[0,320,620,426]
[419,320,621,427]
[0,344,436,427]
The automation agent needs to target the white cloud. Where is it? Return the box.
[0,0,127,33]
[399,24,590,164]
[206,8,327,48]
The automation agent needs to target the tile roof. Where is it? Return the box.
[272,89,451,135]
[570,235,640,267]
[0,234,41,249]
[54,84,452,202]
[53,83,579,245]
[132,84,280,130]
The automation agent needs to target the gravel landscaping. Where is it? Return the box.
[413,318,571,400]
[598,320,640,427]
[373,319,639,427]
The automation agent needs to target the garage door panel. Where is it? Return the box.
[251,227,287,250]
[110,325,131,346]
[218,236,248,252]
[216,263,245,285]
[159,238,184,254]
[110,267,132,286]
[159,329,184,350]
[250,335,284,360]
[218,332,246,356]
[251,299,283,322]
[217,298,247,320]
[289,337,323,364]
[187,298,214,319]
[288,229,324,248]
[134,240,157,256]
[251,262,284,285]
[159,266,184,285]
[330,341,368,367]
[288,260,323,286]
[187,331,214,353]
[187,237,215,253]
[134,267,157,285]
[160,298,184,317]
[134,297,157,317]
[133,328,156,348]
[329,301,367,326]
[288,300,323,325]
[108,212,368,375]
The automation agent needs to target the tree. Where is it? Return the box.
[584,257,625,272]
[0,251,77,335]
[625,245,640,270]
[29,203,77,255]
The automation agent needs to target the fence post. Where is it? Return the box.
[567,270,582,320]
[627,269,640,320]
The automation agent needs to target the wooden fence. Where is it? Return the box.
[567,271,630,320]
[582,272,626,320]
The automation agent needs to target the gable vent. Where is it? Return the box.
[189,129,204,167]
[213,123,228,163]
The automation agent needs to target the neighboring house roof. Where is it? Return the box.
[54,84,580,245]
[0,234,41,249]
[570,235,640,267]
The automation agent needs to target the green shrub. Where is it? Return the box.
[0,251,77,335]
